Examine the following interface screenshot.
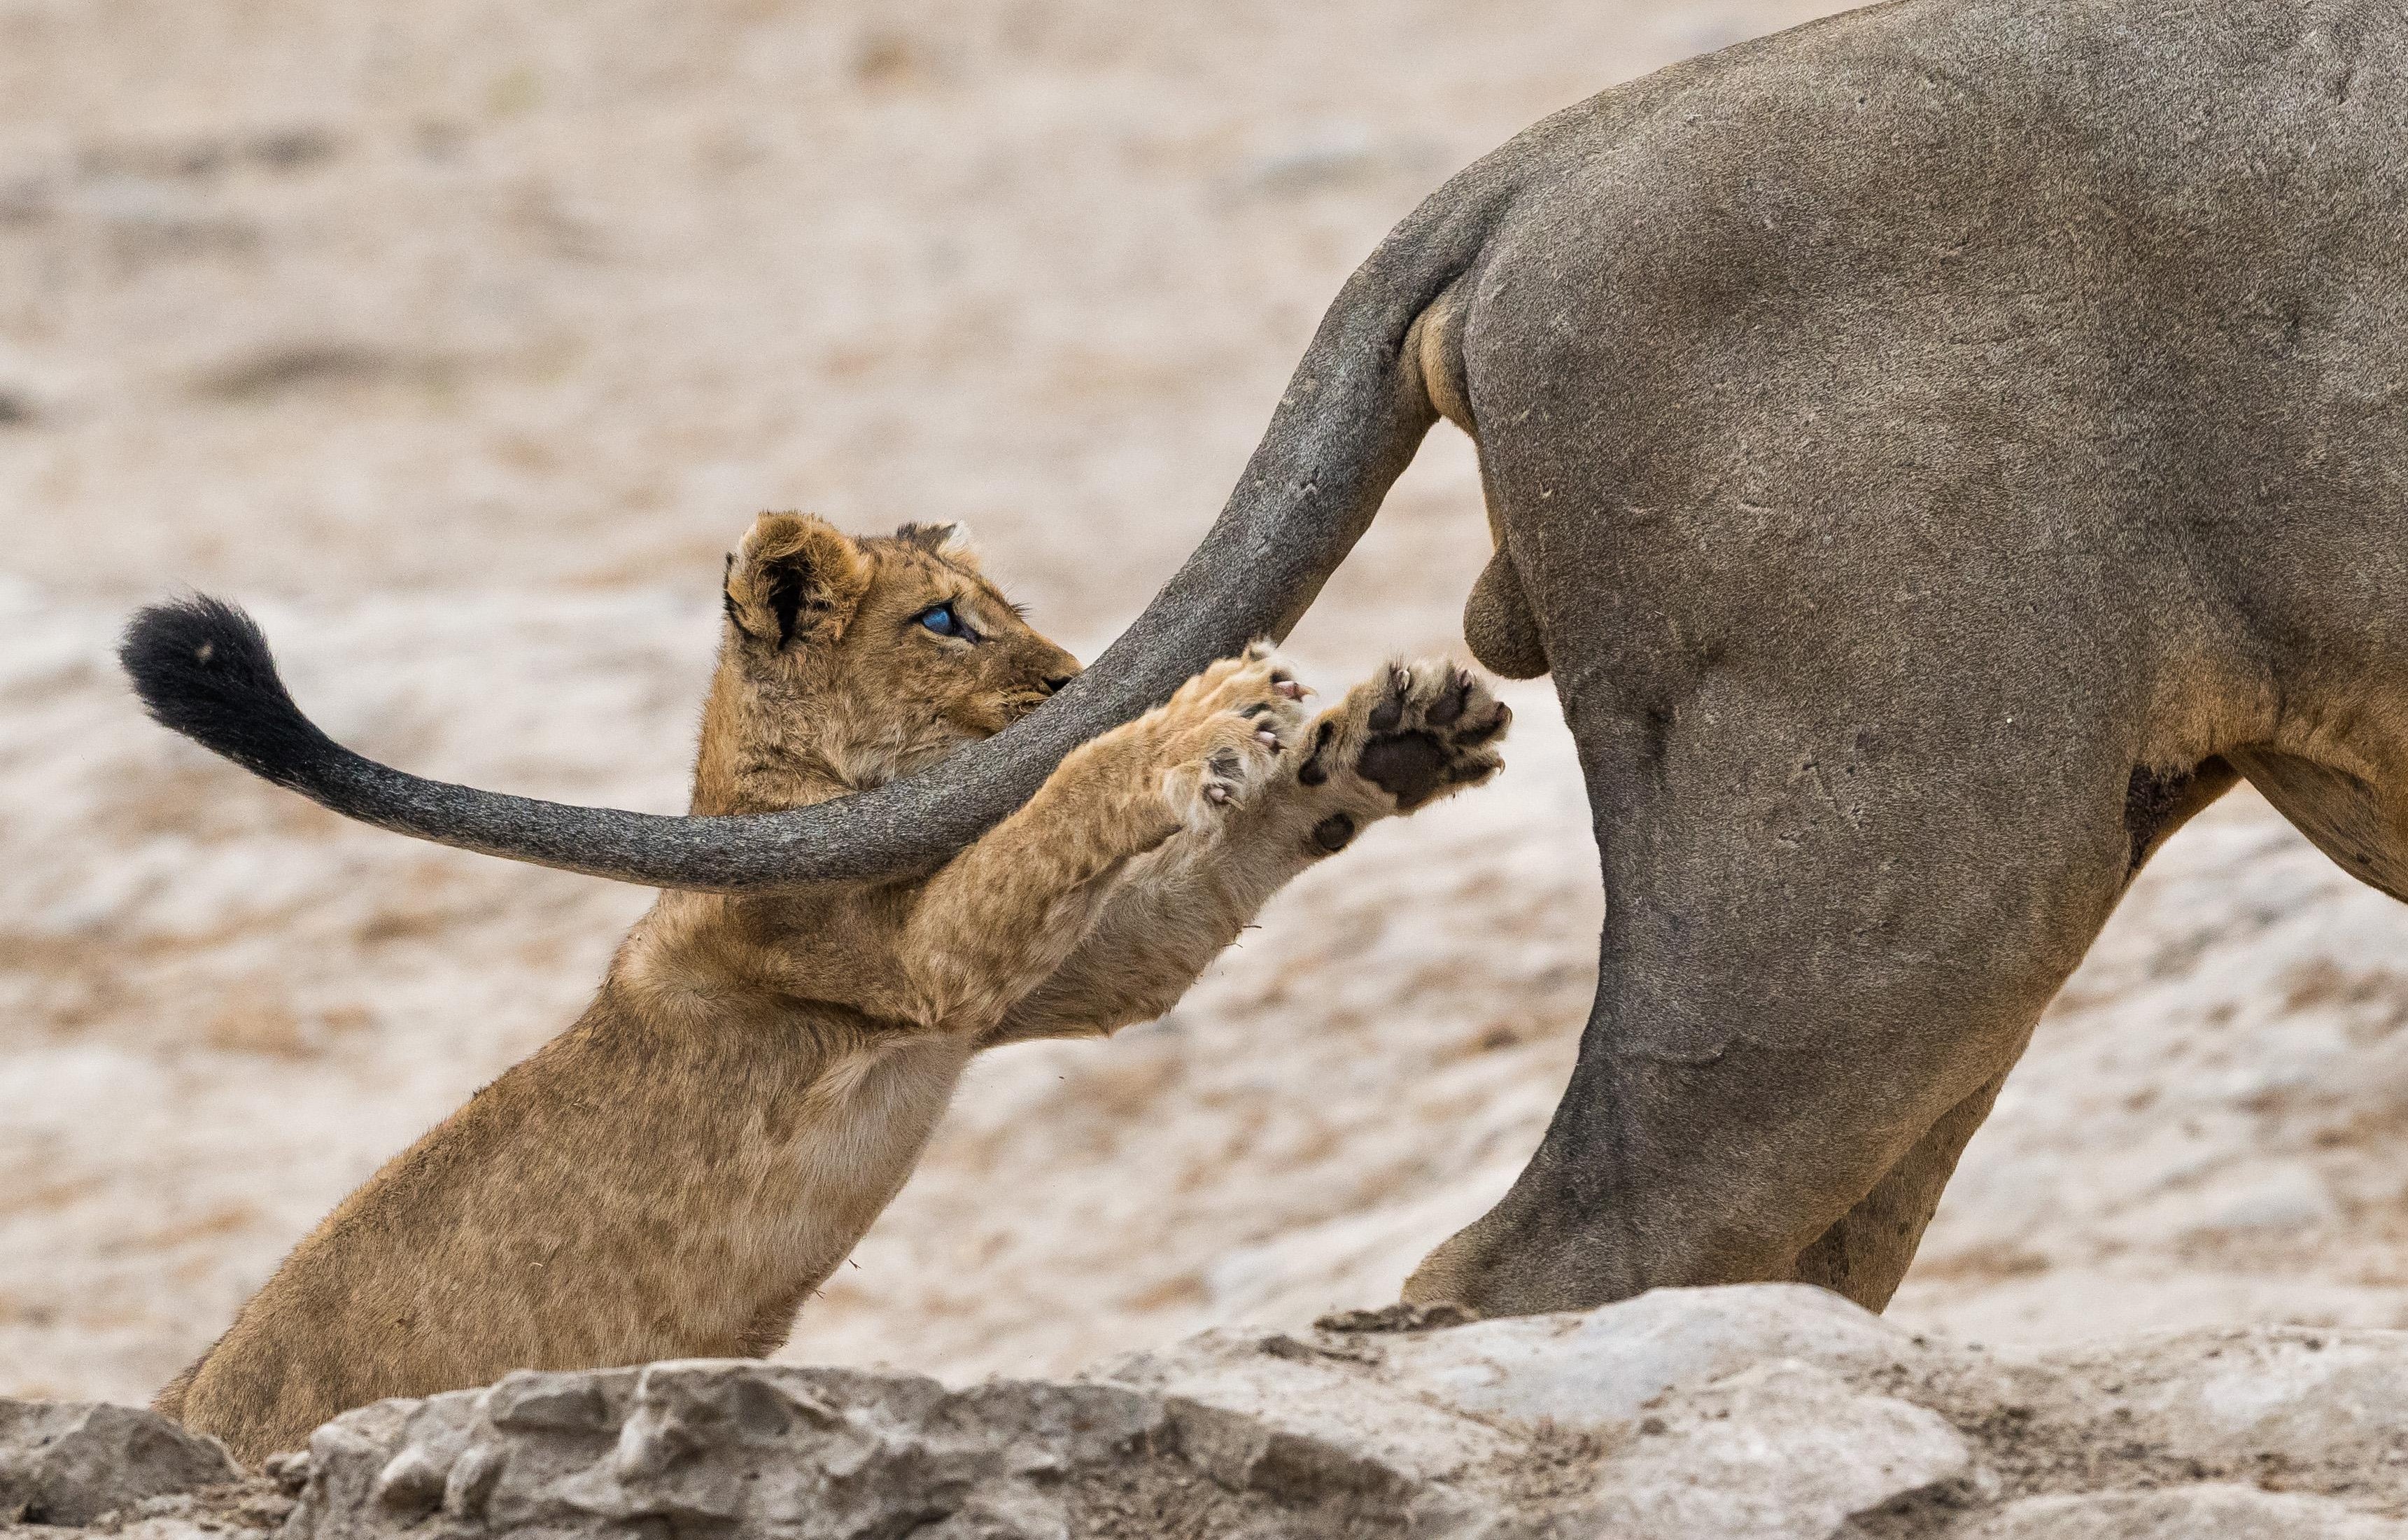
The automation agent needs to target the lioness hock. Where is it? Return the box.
[127,514,1507,1462]
[127,0,2408,1323]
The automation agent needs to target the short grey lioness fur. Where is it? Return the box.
[130,0,2408,1326]
[135,514,1505,1462]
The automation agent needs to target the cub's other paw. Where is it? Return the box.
[1303,660,1508,812]
[1155,642,1309,830]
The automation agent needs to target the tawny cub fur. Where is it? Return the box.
[155,514,1509,1463]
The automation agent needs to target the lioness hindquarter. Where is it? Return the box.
[153,515,1316,1463]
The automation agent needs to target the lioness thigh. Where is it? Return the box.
[1409,646,2155,1314]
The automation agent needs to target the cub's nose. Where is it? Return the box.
[1040,674,1076,696]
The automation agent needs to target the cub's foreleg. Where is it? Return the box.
[885,646,1310,1034]
[990,659,1509,1044]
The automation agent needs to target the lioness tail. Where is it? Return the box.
[122,597,344,797]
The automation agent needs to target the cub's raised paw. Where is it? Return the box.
[1304,660,1508,812]
[1154,642,1310,830]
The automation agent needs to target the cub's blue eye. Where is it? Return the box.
[916,603,969,638]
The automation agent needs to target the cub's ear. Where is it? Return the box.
[894,521,973,559]
[724,513,872,649]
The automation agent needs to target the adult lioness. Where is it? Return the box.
[128,0,2408,1325]
[134,514,1507,1462]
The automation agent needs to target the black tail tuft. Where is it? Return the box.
[119,596,340,788]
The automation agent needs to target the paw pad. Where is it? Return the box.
[1297,721,1338,788]
[1356,665,1509,811]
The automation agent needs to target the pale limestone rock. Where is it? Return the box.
[1566,1360,1971,1540]
[1957,1485,2408,1539]
[285,1357,1463,1540]
[1102,1327,1513,1487]
[0,1401,239,1527]
[1380,1281,1924,1428]
[15,1284,2408,1537]
[2027,1324,2408,1500]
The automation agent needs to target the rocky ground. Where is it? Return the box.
[9,1285,2408,1538]
[6,0,2408,1475]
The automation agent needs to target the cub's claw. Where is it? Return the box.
[1155,643,1310,829]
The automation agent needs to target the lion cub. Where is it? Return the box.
[155,513,1509,1462]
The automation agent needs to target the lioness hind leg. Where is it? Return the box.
[1787,1071,2007,1310]
[2228,748,2408,903]
[1787,755,2248,1310]
[1402,661,2148,1319]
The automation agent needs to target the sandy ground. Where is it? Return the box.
[3,0,2405,1408]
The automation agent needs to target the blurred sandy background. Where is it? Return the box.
[6,0,2406,1406]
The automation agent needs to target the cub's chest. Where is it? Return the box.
[766,1035,975,1252]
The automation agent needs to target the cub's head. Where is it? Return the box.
[696,512,1081,814]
